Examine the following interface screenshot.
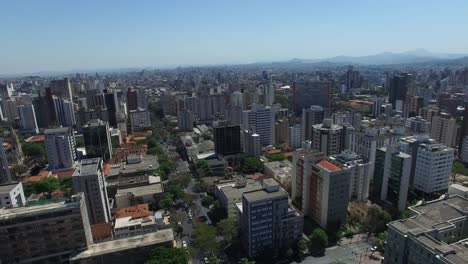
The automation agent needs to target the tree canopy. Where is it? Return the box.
[145,246,188,264]
[309,228,328,256]
[239,156,264,174]
[217,217,238,247]
[192,224,219,255]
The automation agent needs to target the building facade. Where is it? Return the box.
[45,127,77,171]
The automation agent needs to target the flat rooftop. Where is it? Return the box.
[390,194,468,235]
[116,183,163,197]
[44,127,72,134]
[75,158,102,177]
[0,198,78,220]
[217,179,262,200]
[70,229,174,260]
[243,186,288,203]
[0,182,20,193]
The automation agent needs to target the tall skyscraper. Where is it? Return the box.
[240,179,303,258]
[73,158,111,224]
[45,127,77,171]
[0,83,13,99]
[177,110,194,132]
[373,144,411,211]
[0,138,12,184]
[50,78,73,102]
[311,119,346,156]
[288,124,302,149]
[371,97,384,117]
[242,105,275,147]
[330,151,372,202]
[388,74,412,112]
[275,118,289,145]
[243,129,261,158]
[214,124,241,156]
[126,89,138,111]
[293,80,331,116]
[54,97,76,127]
[129,109,151,132]
[17,104,39,134]
[104,90,119,127]
[301,105,324,141]
[430,112,459,148]
[1,98,18,122]
[83,119,113,161]
[345,66,361,91]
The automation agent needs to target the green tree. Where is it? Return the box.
[145,246,188,264]
[309,228,328,256]
[158,194,173,210]
[10,164,28,177]
[239,156,264,174]
[297,239,309,259]
[286,248,294,259]
[267,153,286,162]
[23,143,46,160]
[217,217,238,247]
[365,206,392,234]
[207,255,222,264]
[192,224,219,255]
[201,195,215,207]
[238,258,256,264]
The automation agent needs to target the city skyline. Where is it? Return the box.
[1,0,468,74]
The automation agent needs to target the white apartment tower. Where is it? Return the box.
[242,105,275,147]
[45,127,77,171]
[73,158,111,224]
[413,143,454,194]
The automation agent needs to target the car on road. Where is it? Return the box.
[204,257,209,263]
[182,241,187,248]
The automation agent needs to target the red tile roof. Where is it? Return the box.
[318,160,342,172]
[91,223,113,241]
[115,204,153,219]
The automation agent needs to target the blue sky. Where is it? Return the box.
[1,0,468,74]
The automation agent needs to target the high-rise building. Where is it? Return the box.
[45,127,77,171]
[301,105,325,141]
[288,124,302,150]
[17,104,39,134]
[405,116,430,134]
[430,112,459,148]
[311,119,346,156]
[213,124,241,156]
[388,74,412,112]
[50,78,73,102]
[373,144,412,211]
[177,110,194,132]
[291,149,326,215]
[330,151,372,202]
[242,105,275,147]
[371,97,384,117]
[385,194,468,264]
[243,129,261,158]
[1,98,18,121]
[104,90,120,127]
[413,143,454,194]
[293,80,331,116]
[406,95,424,117]
[259,84,274,106]
[54,96,76,127]
[345,66,361,91]
[304,158,351,229]
[275,118,289,145]
[227,105,242,125]
[83,119,113,161]
[0,83,13,98]
[126,89,138,111]
[0,138,12,184]
[230,91,244,109]
[129,109,151,132]
[240,179,303,258]
[0,193,93,263]
[73,158,111,224]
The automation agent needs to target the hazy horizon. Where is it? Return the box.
[1,0,468,74]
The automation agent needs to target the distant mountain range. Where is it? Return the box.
[290,49,468,65]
